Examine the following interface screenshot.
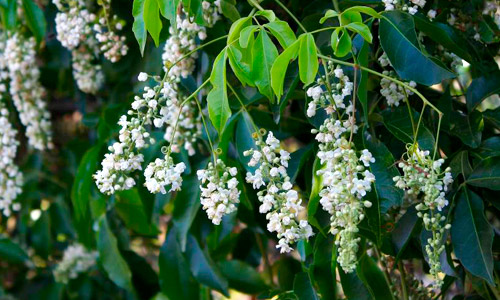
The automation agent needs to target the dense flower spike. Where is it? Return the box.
[0,101,23,217]
[93,83,160,194]
[4,34,53,151]
[393,146,453,288]
[159,1,221,156]
[53,0,127,93]
[378,53,416,107]
[307,63,376,272]
[197,159,240,225]
[0,41,23,217]
[53,244,97,284]
[245,132,313,253]
[93,0,128,62]
[144,154,186,194]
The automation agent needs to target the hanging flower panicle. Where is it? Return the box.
[4,34,53,151]
[0,101,23,217]
[307,62,376,273]
[94,81,161,194]
[144,153,186,194]
[393,145,453,288]
[197,159,240,225]
[93,0,128,62]
[378,53,416,107]
[53,0,128,93]
[53,243,97,284]
[244,131,313,253]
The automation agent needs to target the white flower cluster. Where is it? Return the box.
[197,159,240,225]
[378,53,416,107]
[393,146,453,287]
[53,244,97,284]
[158,1,222,155]
[244,132,313,253]
[159,84,202,156]
[72,48,105,94]
[53,0,127,93]
[93,0,128,62]
[94,84,162,194]
[306,64,353,118]
[313,121,375,273]
[4,34,53,151]
[144,154,186,194]
[162,1,221,79]
[382,0,426,15]
[306,63,376,272]
[0,102,23,217]
[95,2,222,195]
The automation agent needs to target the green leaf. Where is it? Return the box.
[115,189,159,235]
[450,110,483,148]
[219,0,240,22]
[132,0,147,55]
[307,156,325,233]
[466,72,500,111]
[264,21,297,48]
[362,131,404,212]
[254,10,275,22]
[391,206,419,261]
[451,188,494,284]
[0,237,30,264]
[71,144,102,222]
[271,39,300,99]
[182,0,204,25]
[235,111,258,173]
[379,11,455,86]
[467,157,500,190]
[299,33,318,86]
[311,235,336,299]
[287,144,314,183]
[253,30,279,102]
[449,150,473,179]
[21,0,46,44]
[356,254,394,299]
[483,107,500,129]
[381,106,435,151]
[96,215,134,291]
[157,0,180,28]
[159,227,199,300]
[339,270,371,300]
[207,49,231,134]
[185,234,229,296]
[478,137,500,159]
[340,10,362,26]
[239,25,259,48]
[413,15,473,63]
[357,36,370,125]
[319,9,339,24]
[345,22,372,43]
[172,173,202,251]
[334,28,352,57]
[293,272,319,300]
[343,6,382,18]
[144,0,162,47]
[228,17,255,86]
[0,0,17,30]
[218,260,268,294]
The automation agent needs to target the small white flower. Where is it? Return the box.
[138,72,148,81]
